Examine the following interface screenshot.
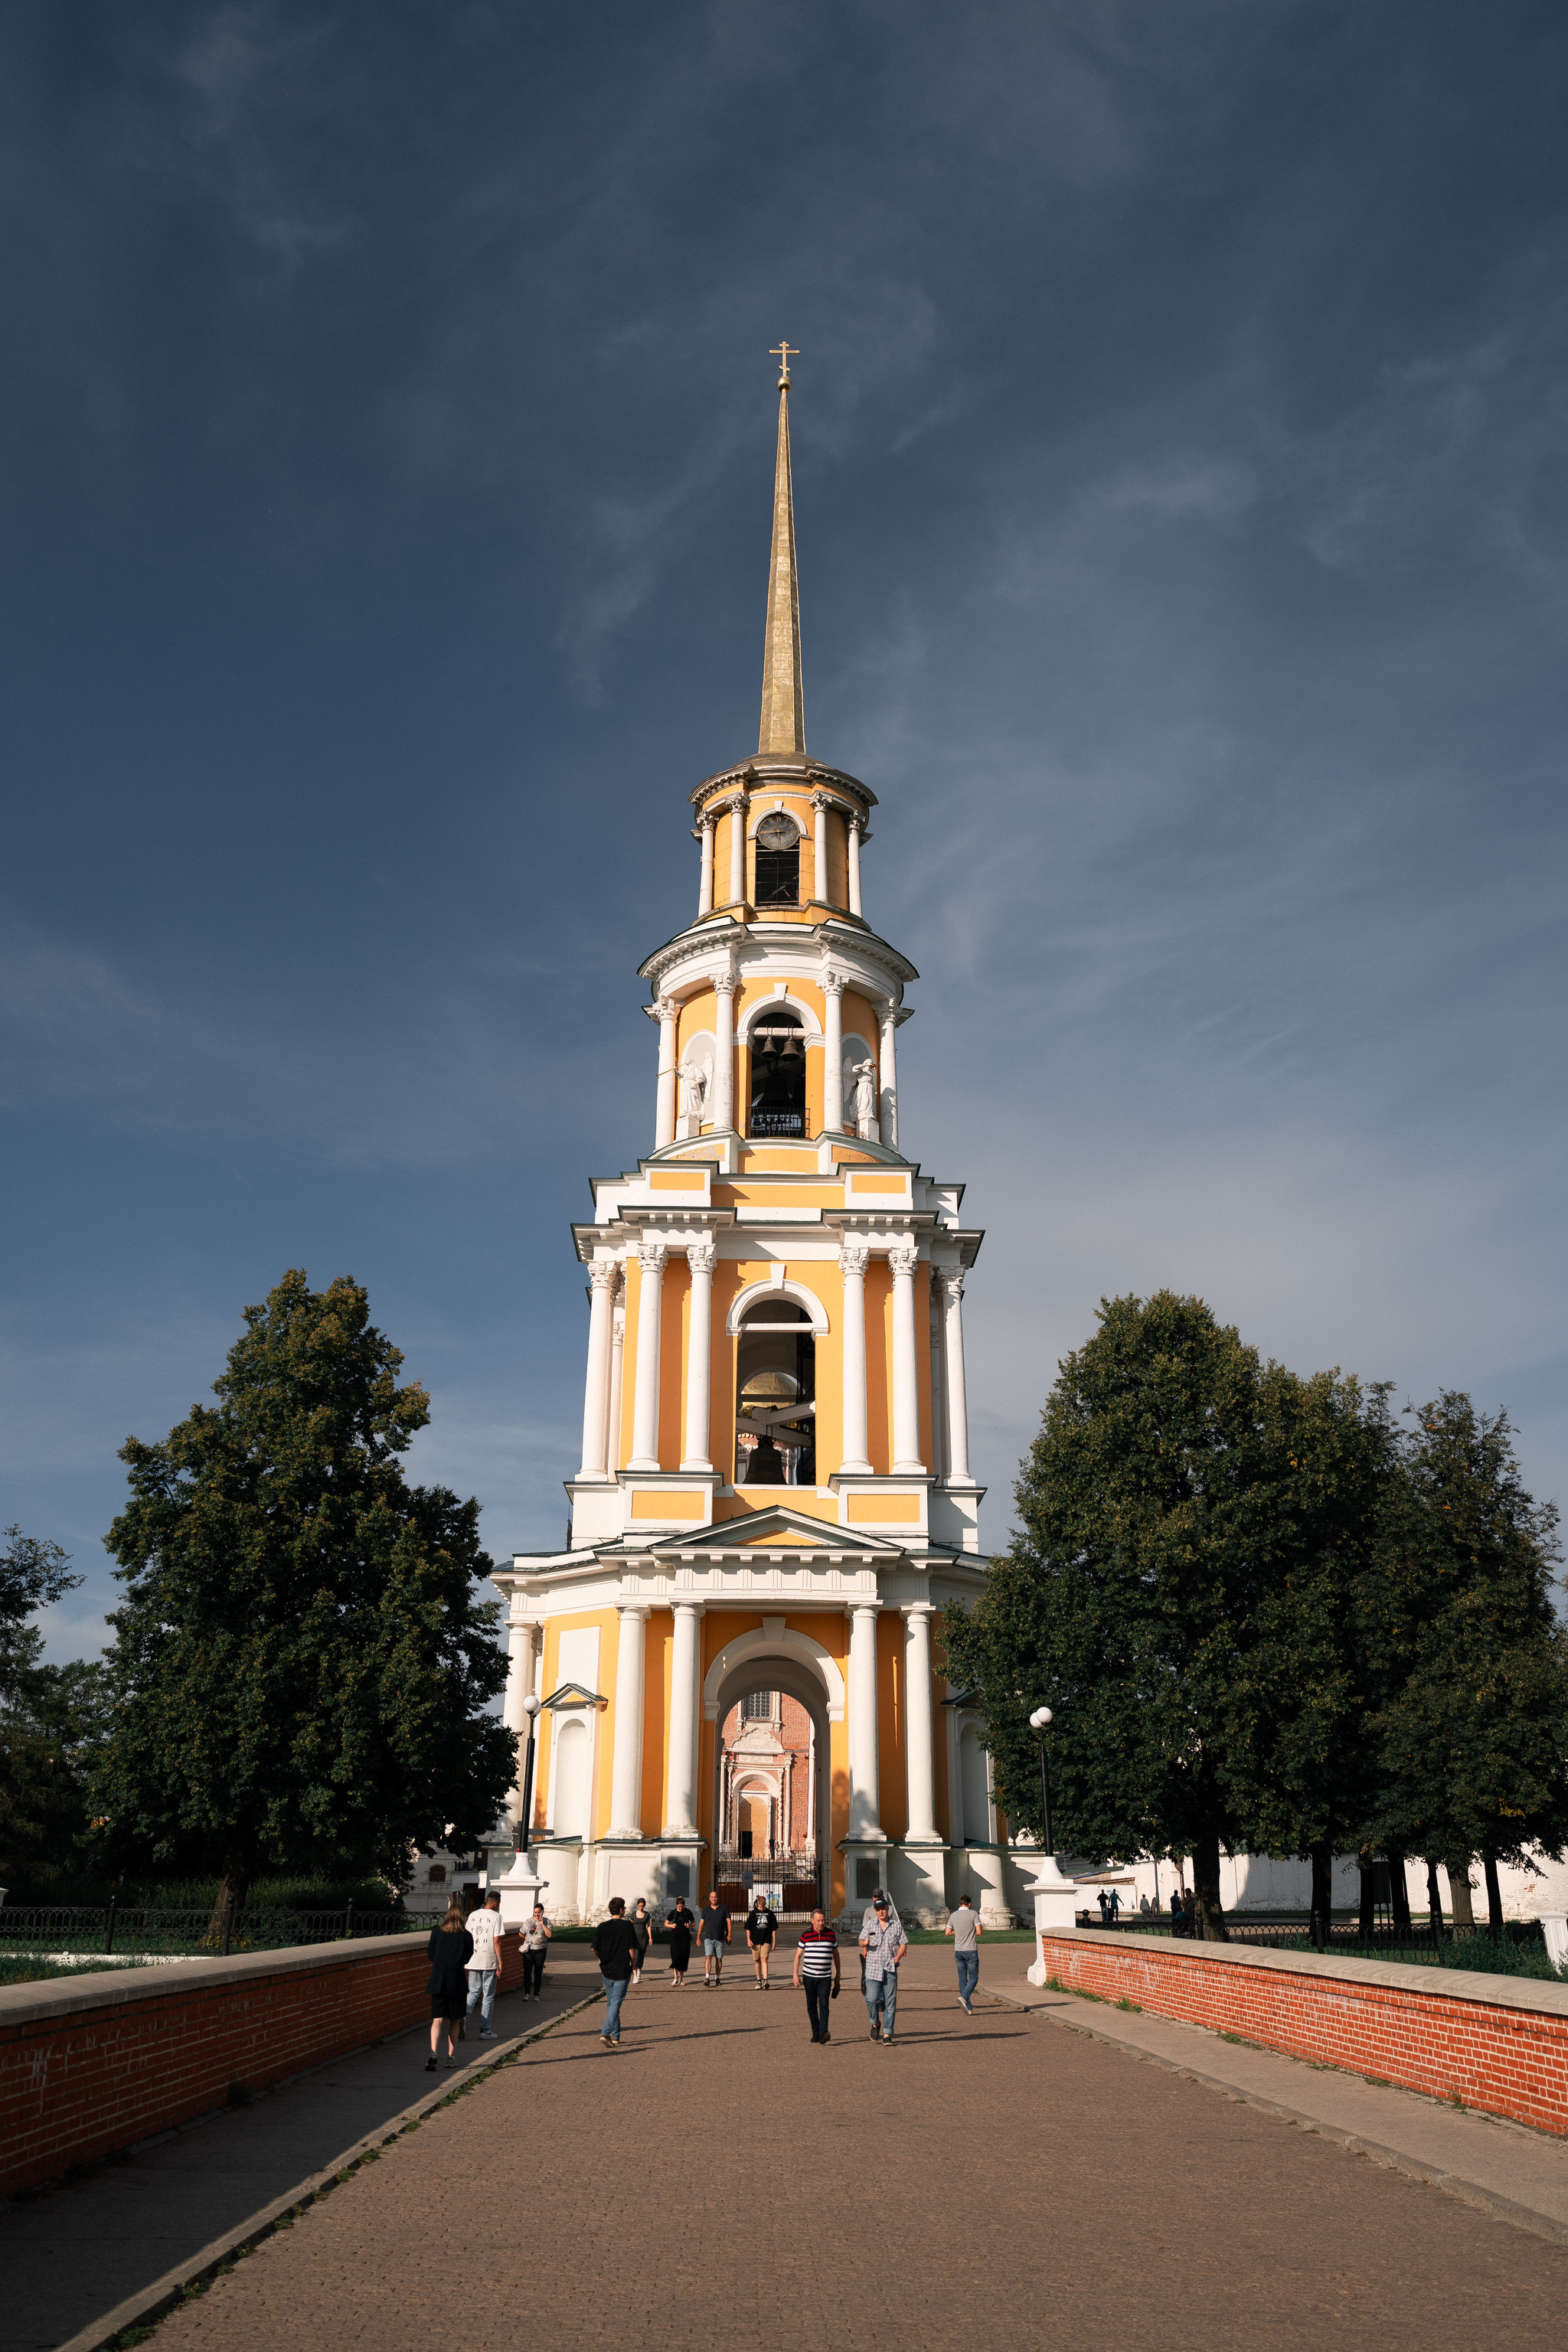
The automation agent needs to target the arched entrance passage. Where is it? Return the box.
[707,1648,835,1915]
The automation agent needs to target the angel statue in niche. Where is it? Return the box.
[851,1059,878,1138]
[681,1057,710,1129]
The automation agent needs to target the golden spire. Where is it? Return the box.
[758,343,805,757]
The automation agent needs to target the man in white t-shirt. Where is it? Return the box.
[944,1891,983,2015]
[465,1893,505,2039]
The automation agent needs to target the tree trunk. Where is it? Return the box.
[1387,1845,1413,1936]
[206,1847,254,1945]
[1483,1852,1504,1939]
[1424,1856,1446,1944]
[1308,1841,1333,1950]
[1357,1860,1376,1942]
[1191,1825,1228,1941]
[1447,1854,1476,1936]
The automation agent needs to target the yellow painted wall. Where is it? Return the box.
[619,1256,643,1469]
[842,989,880,1073]
[877,1609,906,1841]
[630,1489,707,1518]
[916,1262,933,1470]
[658,1253,689,1469]
[718,1183,844,1208]
[641,1609,673,1837]
[844,1493,921,1524]
[865,1256,893,1473]
[827,805,849,910]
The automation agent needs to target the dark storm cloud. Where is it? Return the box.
[2,1,1564,1651]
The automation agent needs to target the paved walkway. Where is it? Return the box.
[1,1957,602,2352]
[121,1949,1568,2350]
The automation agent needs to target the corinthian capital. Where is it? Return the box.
[636,1242,668,1279]
[588,1260,620,1293]
[936,1269,965,1306]
[839,1240,870,1279]
[888,1243,920,1279]
[712,971,738,999]
[821,969,846,999]
[686,1238,718,1276]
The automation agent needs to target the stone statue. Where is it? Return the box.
[681,1057,709,1123]
[851,1059,877,1136]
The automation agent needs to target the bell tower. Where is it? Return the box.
[492,358,1014,1934]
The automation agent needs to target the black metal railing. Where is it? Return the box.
[748,1109,805,1138]
[712,1851,822,1921]
[0,1902,417,1962]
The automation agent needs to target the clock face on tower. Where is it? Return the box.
[756,812,797,849]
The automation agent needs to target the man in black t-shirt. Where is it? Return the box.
[746,1894,779,1989]
[699,1890,731,1986]
[591,1896,639,2050]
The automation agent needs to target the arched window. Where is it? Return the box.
[748,1006,806,1138]
[552,1717,590,1840]
[735,1296,815,1488]
[754,811,800,906]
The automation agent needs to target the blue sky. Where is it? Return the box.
[4,2,1565,1660]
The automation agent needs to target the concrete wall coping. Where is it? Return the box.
[1047,1924,1568,2021]
[0,1929,439,2032]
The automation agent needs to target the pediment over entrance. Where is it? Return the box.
[645,1503,908,1557]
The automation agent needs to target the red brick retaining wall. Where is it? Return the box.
[0,1929,522,2197]
[1037,1928,1568,2138]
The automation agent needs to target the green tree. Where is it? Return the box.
[91,1271,514,1922]
[1361,1395,1568,1933]
[0,1527,106,1886]
[942,1292,1387,1941]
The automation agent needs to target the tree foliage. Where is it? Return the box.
[941,1295,1564,1940]
[1361,1396,1567,1896]
[90,1271,514,1913]
[0,1527,106,1886]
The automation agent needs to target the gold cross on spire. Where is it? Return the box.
[769,340,799,383]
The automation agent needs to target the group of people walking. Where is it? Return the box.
[426,1881,989,2062]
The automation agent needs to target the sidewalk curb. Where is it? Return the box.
[985,1987,1568,2249]
[53,1994,599,2352]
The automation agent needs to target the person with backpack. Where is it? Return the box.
[590,1896,639,2050]
[792,1905,840,2043]
[858,1893,907,2043]
[746,1891,779,1990]
[425,1898,474,2072]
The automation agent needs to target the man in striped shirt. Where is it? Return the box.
[792,1907,841,2043]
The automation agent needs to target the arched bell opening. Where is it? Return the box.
[753,809,801,906]
[734,1295,815,1487]
[746,1004,807,1138]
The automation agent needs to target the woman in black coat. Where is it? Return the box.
[427,1899,475,2071]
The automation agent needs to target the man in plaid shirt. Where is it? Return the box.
[858,1895,907,2043]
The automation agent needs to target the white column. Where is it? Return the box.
[604,1275,626,1473]
[577,1263,618,1478]
[903,1605,939,1843]
[682,1238,716,1471]
[838,1241,871,1473]
[811,791,830,904]
[941,1270,972,1481]
[607,1603,649,1838]
[822,972,844,1135]
[627,1242,668,1472]
[711,975,737,1132]
[727,792,747,906]
[502,1614,530,1821]
[697,815,715,917]
[654,996,678,1149]
[848,816,864,918]
[879,1005,900,1148]
[889,1243,924,1472]
[662,1599,703,1835]
[847,1602,883,1839]
[929,1286,948,1478]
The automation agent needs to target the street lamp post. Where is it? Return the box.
[1027,1706,1054,1860]
[516,1692,541,1854]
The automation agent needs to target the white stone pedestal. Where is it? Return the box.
[495,1851,550,1932]
[1024,1857,1083,1987]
